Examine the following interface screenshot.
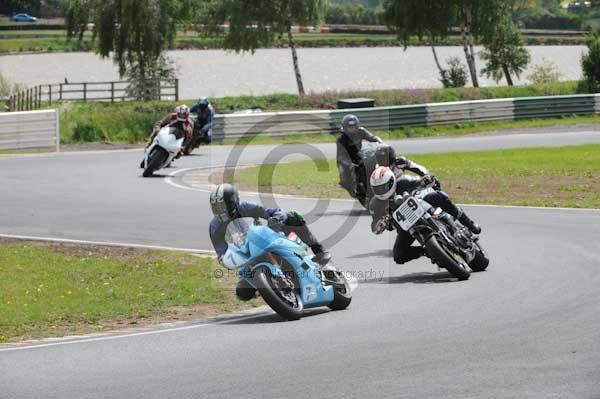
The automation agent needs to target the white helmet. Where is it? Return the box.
[370,166,396,200]
[175,104,190,121]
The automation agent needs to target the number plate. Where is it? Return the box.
[393,196,429,231]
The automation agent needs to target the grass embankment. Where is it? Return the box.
[224,145,600,209]
[57,82,582,144]
[0,241,253,343]
[0,30,587,54]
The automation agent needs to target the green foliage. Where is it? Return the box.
[204,0,329,51]
[528,60,563,85]
[440,57,469,88]
[64,0,92,46]
[480,14,531,85]
[56,82,581,144]
[325,3,383,25]
[581,33,600,93]
[383,0,454,44]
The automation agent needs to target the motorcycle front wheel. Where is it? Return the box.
[469,242,490,272]
[254,268,303,321]
[142,147,167,177]
[425,236,471,281]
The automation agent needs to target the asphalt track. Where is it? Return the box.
[1,129,599,398]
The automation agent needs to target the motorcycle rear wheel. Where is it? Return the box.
[255,268,303,321]
[425,236,471,281]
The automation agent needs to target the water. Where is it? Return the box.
[0,46,585,99]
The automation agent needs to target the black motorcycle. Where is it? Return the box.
[337,142,381,209]
[389,180,489,281]
[182,115,211,155]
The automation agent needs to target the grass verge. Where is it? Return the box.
[0,240,255,343]
[224,144,600,209]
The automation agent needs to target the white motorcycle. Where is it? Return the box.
[141,124,185,177]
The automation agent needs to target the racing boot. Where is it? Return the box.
[310,243,332,267]
[458,209,482,235]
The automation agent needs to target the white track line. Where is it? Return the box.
[0,311,269,353]
[166,166,600,211]
[0,233,216,255]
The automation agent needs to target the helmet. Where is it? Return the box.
[341,114,360,136]
[198,96,209,110]
[370,166,397,200]
[210,184,240,223]
[375,144,397,167]
[175,104,190,121]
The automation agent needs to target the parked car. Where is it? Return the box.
[10,13,37,22]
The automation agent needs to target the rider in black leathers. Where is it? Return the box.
[336,114,382,197]
[369,145,481,265]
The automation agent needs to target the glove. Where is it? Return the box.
[373,215,391,235]
[271,211,288,224]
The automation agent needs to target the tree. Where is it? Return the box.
[383,0,455,86]
[64,0,93,47]
[69,0,192,99]
[480,12,530,86]
[202,0,328,95]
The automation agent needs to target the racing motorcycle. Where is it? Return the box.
[140,122,185,177]
[389,180,490,281]
[221,217,357,320]
[181,115,211,155]
[337,142,380,209]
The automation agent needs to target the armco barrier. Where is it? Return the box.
[211,94,600,140]
[0,109,59,151]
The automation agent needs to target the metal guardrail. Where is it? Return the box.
[0,109,59,151]
[212,94,600,140]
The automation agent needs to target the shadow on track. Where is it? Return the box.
[222,308,331,325]
[348,249,393,259]
[361,271,458,285]
[312,209,370,218]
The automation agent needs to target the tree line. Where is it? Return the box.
[62,0,600,98]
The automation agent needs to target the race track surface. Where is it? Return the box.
[1,130,599,398]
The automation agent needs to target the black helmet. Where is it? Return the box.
[341,114,360,136]
[375,144,396,167]
[210,184,240,223]
[198,96,209,110]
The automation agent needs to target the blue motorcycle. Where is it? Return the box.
[222,217,357,320]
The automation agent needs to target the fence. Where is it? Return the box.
[212,94,600,140]
[6,79,179,112]
[0,109,59,151]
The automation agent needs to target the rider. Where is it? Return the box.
[145,104,193,148]
[368,163,481,265]
[336,114,383,196]
[375,144,429,180]
[190,97,215,144]
[209,184,331,299]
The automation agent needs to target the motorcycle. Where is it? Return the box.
[182,115,211,155]
[221,217,357,320]
[337,141,381,209]
[389,180,490,281]
[140,123,185,177]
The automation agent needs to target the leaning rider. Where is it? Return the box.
[190,97,215,144]
[209,184,331,299]
[145,104,194,149]
[368,164,481,265]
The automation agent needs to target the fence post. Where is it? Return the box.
[48,84,52,104]
[174,78,179,101]
[83,83,87,101]
[59,83,63,101]
[35,86,39,109]
[8,96,12,112]
[27,89,31,110]
[111,82,115,103]
[38,85,42,108]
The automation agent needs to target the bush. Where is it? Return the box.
[580,33,600,93]
[72,122,105,142]
[440,57,468,88]
[528,60,563,86]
